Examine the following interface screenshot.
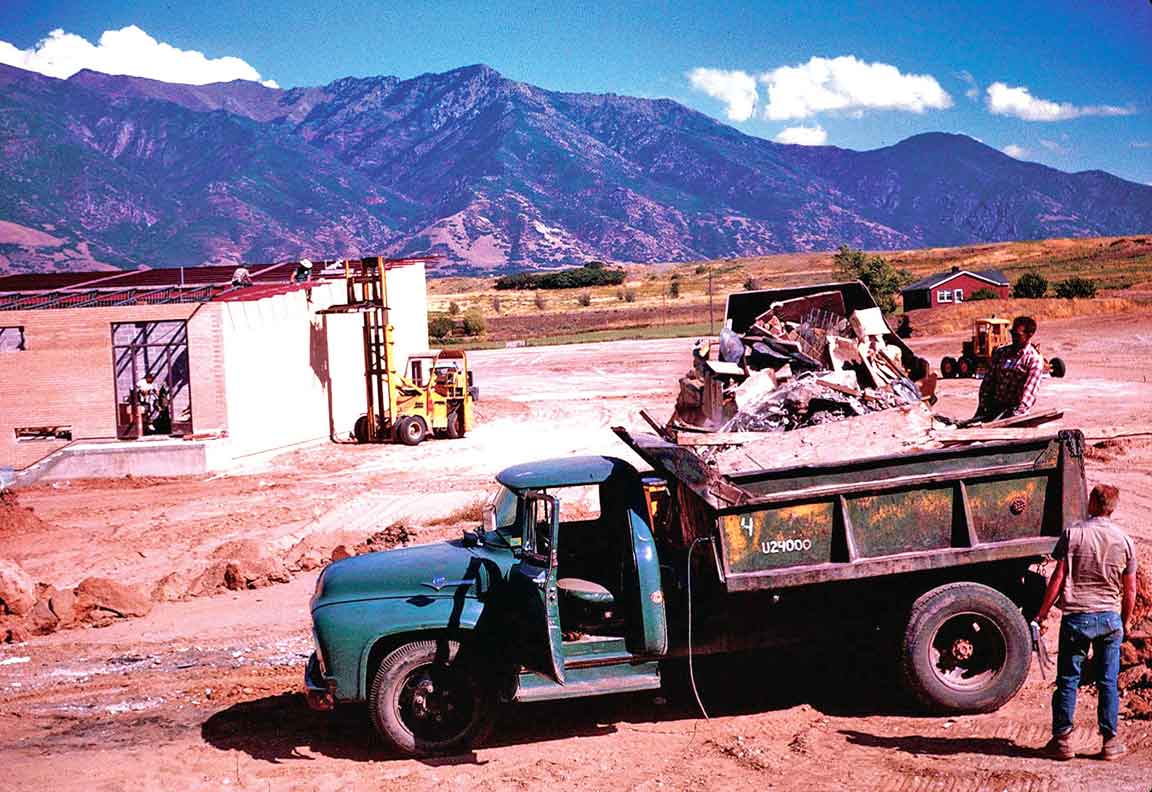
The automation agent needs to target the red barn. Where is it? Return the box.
[900,267,1010,310]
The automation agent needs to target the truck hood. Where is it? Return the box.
[311,539,510,609]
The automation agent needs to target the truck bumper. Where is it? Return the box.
[304,653,336,711]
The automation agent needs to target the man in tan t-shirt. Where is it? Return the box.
[1035,483,1137,761]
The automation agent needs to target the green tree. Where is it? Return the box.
[428,315,454,338]
[460,312,486,336]
[833,245,912,314]
[1054,277,1097,299]
[447,300,461,316]
[1013,272,1048,298]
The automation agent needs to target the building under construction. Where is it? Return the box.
[0,258,429,479]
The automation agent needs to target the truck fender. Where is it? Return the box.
[356,596,488,699]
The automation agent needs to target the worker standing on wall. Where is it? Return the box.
[971,315,1043,422]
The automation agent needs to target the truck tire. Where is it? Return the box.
[957,357,974,378]
[395,416,426,446]
[1048,357,1066,378]
[940,357,957,379]
[445,408,465,439]
[901,582,1031,714]
[368,640,495,757]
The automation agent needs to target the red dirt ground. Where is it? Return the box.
[2,311,1152,791]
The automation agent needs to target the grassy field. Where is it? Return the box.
[427,235,1152,347]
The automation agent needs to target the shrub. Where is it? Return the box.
[428,315,454,338]
[577,292,592,307]
[460,312,486,336]
[1013,272,1048,298]
[534,291,547,310]
[616,287,626,301]
[667,280,681,299]
[1054,277,1097,299]
[695,264,709,275]
[490,296,502,314]
[623,288,636,303]
[494,264,625,290]
[448,300,461,315]
[743,276,760,291]
[833,245,912,314]
[967,288,998,301]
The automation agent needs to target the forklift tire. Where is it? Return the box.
[901,582,1031,714]
[957,357,974,378]
[395,416,427,446]
[1048,357,1066,378]
[445,409,466,439]
[354,415,371,443]
[940,357,957,379]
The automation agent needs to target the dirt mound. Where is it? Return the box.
[0,557,36,616]
[1120,558,1152,719]
[0,490,51,536]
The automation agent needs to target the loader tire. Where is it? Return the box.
[901,582,1031,714]
[1048,357,1066,378]
[957,357,975,378]
[940,357,957,379]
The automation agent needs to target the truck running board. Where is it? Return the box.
[513,661,661,702]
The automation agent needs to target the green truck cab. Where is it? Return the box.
[306,430,1086,757]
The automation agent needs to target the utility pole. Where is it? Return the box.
[707,266,714,336]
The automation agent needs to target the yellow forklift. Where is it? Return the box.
[319,256,475,445]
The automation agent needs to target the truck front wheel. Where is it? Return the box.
[901,582,1031,714]
[369,640,494,757]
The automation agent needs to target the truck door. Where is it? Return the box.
[507,493,565,684]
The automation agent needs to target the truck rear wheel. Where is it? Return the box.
[901,582,1030,714]
[940,357,957,379]
[957,357,975,378]
[368,640,495,757]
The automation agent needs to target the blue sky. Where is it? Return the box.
[1,0,1150,184]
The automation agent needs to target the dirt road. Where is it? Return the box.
[3,316,1151,790]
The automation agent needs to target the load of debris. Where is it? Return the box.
[668,287,942,468]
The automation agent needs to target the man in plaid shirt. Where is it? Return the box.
[974,315,1043,421]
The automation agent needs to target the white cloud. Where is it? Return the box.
[1038,139,1067,153]
[1002,144,1029,159]
[760,56,951,120]
[957,70,979,100]
[986,82,1131,122]
[1132,141,1152,149]
[0,26,278,87]
[687,67,758,122]
[774,124,828,145]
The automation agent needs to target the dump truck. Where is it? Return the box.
[305,425,1086,756]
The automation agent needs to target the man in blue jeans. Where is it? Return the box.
[1035,483,1137,761]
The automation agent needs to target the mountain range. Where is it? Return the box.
[1,62,1150,275]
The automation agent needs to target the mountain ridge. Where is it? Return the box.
[0,63,1149,275]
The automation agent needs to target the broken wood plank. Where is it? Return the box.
[676,431,767,447]
[639,409,672,441]
[977,409,1063,429]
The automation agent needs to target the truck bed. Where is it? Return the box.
[614,427,1087,592]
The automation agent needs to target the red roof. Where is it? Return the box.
[0,257,426,311]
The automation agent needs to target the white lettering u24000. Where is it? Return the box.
[761,538,812,554]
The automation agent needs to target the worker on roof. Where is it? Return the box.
[231,266,253,287]
[293,258,314,283]
[972,315,1043,422]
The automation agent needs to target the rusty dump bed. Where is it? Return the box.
[614,427,1087,592]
